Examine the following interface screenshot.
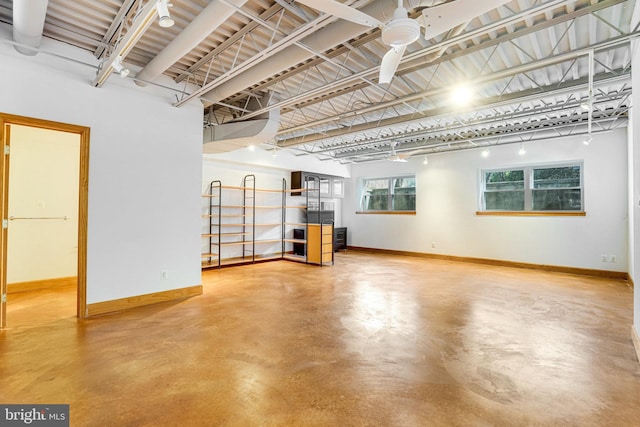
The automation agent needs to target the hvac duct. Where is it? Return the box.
[203,108,280,154]
[12,0,49,56]
[135,0,248,86]
[203,94,280,153]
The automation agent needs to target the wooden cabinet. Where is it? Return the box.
[334,227,347,252]
[307,224,334,265]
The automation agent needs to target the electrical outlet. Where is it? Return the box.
[609,255,617,263]
[161,271,169,280]
[601,254,608,262]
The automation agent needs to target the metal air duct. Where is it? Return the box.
[12,0,49,56]
[203,95,280,153]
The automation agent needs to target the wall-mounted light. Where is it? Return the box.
[481,148,490,158]
[583,135,592,146]
[111,55,130,77]
[518,142,526,155]
[423,155,429,165]
[156,0,175,28]
[248,144,255,152]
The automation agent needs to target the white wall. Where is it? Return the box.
[629,119,639,345]
[203,146,351,225]
[0,26,203,304]
[206,144,351,178]
[345,129,628,272]
[202,158,292,260]
[630,26,640,338]
[202,149,350,260]
[7,125,79,284]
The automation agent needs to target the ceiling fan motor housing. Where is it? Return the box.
[382,7,421,47]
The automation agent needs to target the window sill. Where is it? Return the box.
[476,211,586,217]
[356,211,416,215]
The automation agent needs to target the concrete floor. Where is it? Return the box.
[1,251,640,426]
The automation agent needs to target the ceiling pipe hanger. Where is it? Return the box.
[584,49,594,145]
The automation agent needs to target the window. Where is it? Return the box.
[484,170,525,211]
[319,177,331,197]
[332,179,344,198]
[532,166,582,210]
[360,176,416,212]
[481,163,583,212]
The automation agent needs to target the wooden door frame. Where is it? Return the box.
[0,113,89,328]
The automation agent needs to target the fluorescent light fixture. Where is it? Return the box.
[156,0,175,28]
[111,56,130,78]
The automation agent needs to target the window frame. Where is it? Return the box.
[358,174,417,214]
[479,161,584,214]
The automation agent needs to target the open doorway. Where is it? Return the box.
[0,113,89,329]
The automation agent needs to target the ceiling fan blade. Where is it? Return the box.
[418,0,511,39]
[296,0,382,28]
[390,156,409,162]
[398,148,429,159]
[379,45,406,84]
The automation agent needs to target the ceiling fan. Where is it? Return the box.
[387,142,431,162]
[296,0,512,83]
[388,142,408,162]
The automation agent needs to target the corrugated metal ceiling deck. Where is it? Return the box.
[0,0,635,162]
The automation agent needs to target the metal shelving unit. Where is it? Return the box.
[202,174,332,268]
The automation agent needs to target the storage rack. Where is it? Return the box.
[306,174,333,266]
[202,175,276,268]
[283,174,334,266]
[282,175,317,263]
[203,175,333,268]
[202,174,333,268]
